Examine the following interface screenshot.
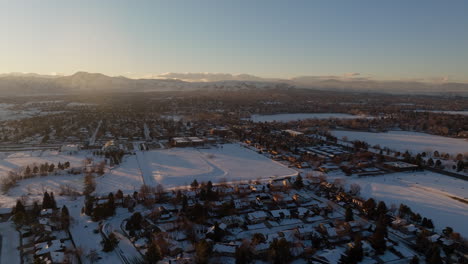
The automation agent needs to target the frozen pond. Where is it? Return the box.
[248,113,370,122]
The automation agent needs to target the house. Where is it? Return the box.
[60,144,80,153]
[383,161,418,172]
[247,211,268,224]
[171,137,191,147]
[270,209,291,220]
[102,140,120,153]
[212,243,237,256]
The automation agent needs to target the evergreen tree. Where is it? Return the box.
[61,205,70,229]
[235,241,253,264]
[24,166,32,177]
[50,192,57,209]
[376,201,388,216]
[194,239,211,264]
[116,189,124,203]
[13,200,26,215]
[409,255,419,264]
[42,192,52,209]
[101,233,119,252]
[363,198,376,218]
[269,238,292,264]
[145,240,162,263]
[32,201,41,216]
[48,163,55,173]
[85,197,94,216]
[191,179,199,189]
[294,174,304,189]
[370,217,387,254]
[427,246,442,264]
[345,206,354,222]
[107,192,115,213]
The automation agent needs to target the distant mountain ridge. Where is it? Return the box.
[0,72,466,96]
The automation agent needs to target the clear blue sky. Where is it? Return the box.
[1,0,467,81]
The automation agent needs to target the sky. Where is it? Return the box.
[1,0,467,82]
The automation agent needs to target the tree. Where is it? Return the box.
[376,201,388,216]
[24,166,32,178]
[427,158,434,167]
[145,240,162,263]
[107,192,116,213]
[101,233,119,252]
[116,189,124,204]
[251,233,266,245]
[427,246,442,264]
[293,174,304,189]
[426,219,434,230]
[13,211,26,227]
[457,160,465,172]
[50,192,57,209]
[126,212,143,231]
[409,255,419,264]
[349,183,361,195]
[13,199,26,215]
[370,217,387,254]
[32,201,40,216]
[194,239,211,264]
[235,240,253,264]
[191,179,199,189]
[83,173,96,195]
[345,207,354,222]
[61,205,70,229]
[339,236,363,264]
[269,238,292,264]
[48,163,55,173]
[42,192,53,209]
[86,249,100,264]
[363,198,376,218]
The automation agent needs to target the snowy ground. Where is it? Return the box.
[94,155,143,195]
[0,150,93,181]
[415,110,468,116]
[0,150,98,208]
[134,144,297,188]
[248,113,370,122]
[332,130,468,155]
[0,221,20,264]
[326,170,468,237]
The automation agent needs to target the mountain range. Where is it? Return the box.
[0,72,466,96]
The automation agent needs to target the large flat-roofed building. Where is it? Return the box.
[383,161,418,171]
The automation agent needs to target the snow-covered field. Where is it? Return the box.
[0,150,98,207]
[416,110,468,116]
[135,144,297,188]
[248,113,370,122]
[0,150,92,181]
[332,130,468,155]
[326,170,468,237]
[94,155,143,195]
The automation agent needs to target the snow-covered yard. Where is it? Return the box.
[332,130,468,155]
[248,113,370,122]
[134,144,297,188]
[326,170,468,237]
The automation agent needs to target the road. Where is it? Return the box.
[101,212,143,264]
[89,120,102,146]
[134,150,157,187]
[0,222,20,264]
